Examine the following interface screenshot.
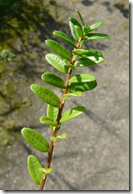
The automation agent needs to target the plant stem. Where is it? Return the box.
[39,42,81,190]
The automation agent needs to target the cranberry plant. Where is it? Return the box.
[21,10,109,190]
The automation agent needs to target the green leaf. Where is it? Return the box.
[69,73,96,83]
[53,31,76,48]
[50,133,67,145]
[45,53,69,74]
[69,17,83,42]
[90,20,105,31]
[72,48,103,57]
[28,155,44,185]
[21,128,49,152]
[40,116,58,127]
[47,105,59,130]
[39,168,53,175]
[30,84,60,107]
[60,106,86,123]
[76,9,85,26]
[68,80,97,92]
[61,91,82,99]
[74,57,105,67]
[42,72,66,89]
[63,59,75,69]
[83,25,90,34]
[85,33,110,40]
[45,39,72,60]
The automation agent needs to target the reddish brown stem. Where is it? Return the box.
[39,41,82,190]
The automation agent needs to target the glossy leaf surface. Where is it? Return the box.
[50,133,67,145]
[60,106,86,123]
[61,91,82,99]
[21,128,49,152]
[63,59,75,69]
[74,57,104,67]
[69,80,97,92]
[72,48,103,57]
[45,39,71,60]
[28,155,44,185]
[42,72,66,89]
[76,9,85,26]
[30,84,60,107]
[90,20,105,31]
[53,31,76,48]
[69,17,83,42]
[45,53,69,74]
[39,168,53,175]
[47,105,59,130]
[85,33,110,40]
[69,73,96,83]
[40,116,58,127]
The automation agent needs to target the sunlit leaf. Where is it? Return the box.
[60,106,86,123]
[42,72,66,89]
[30,84,60,107]
[69,74,96,83]
[39,168,53,175]
[76,9,85,26]
[53,31,76,48]
[61,91,82,99]
[63,59,75,69]
[45,53,69,74]
[28,155,44,185]
[74,57,105,67]
[72,48,103,57]
[69,17,83,42]
[40,116,58,127]
[85,33,110,40]
[21,128,49,152]
[47,105,59,130]
[68,80,97,92]
[50,133,67,145]
[45,39,72,60]
[90,20,105,31]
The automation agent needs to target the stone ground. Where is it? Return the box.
[0,0,129,190]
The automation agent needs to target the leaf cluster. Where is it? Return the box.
[21,10,109,187]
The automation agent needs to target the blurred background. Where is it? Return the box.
[0,0,129,190]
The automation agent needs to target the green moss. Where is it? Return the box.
[0,129,11,146]
[123,25,129,30]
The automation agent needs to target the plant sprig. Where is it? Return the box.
[21,10,109,190]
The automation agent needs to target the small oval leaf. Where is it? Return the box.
[45,53,69,74]
[61,91,82,99]
[45,39,72,60]
[69,74,96,83]
[42,72,66,89]
[69,17,83,42]
[30,84,60,107]
[68,80,97,92]
[90,20,105,31]
[63,59,75,69]
[74,57,105,67]
[50,133,67,145]
[83,25,90,34]
[47,105,59,130]
[60,106,86,123]
[40,116,58,127]
[53,31,76,48]
[39,168,53,175]
[21,128,49,152]
[28,155,44,185]
[72,48,103,57]
[85,33,110,40]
